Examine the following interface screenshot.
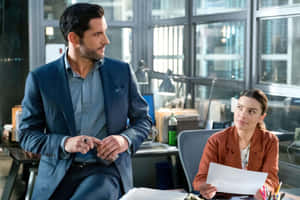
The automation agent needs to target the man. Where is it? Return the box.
[18,3,151,200]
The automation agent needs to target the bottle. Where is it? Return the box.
[168,113,177,146]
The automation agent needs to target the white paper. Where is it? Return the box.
[207,162,267,195]
[120,187,187,200]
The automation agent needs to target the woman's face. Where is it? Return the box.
[234,96,266,132]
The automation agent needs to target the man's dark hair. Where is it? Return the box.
[59,3,104,42]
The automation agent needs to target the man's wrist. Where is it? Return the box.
[60,136,70,154]
[120,134,132,154]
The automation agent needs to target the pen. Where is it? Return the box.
[260,186,266,200]
[259,190,265,200]
[275,182,282,195]
[275,181,282,200]
[279,192,285,200]
[267,191,272,200]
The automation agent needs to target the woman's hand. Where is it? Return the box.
[255,188,264,200]
[198,183,217,199]
[255,185,268,200]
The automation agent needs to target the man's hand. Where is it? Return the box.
[198,183,217,199]
[96,135,129,161]
[64,135,101,154]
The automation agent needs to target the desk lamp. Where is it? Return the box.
[135,59,149,85]
[158,69,176,96]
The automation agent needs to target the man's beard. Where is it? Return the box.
[79,40,103,62]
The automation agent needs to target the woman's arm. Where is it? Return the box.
[193,136,219,196]
[262,135,279,193]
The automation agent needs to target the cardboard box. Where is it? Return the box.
[155,108,199,143]
[12,105,22,142]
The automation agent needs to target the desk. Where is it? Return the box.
[282,188,300,200]
[121,187,300,200]
[133,142,180,189]
[1,141,178,199]
[135,143,178,157]
[0,141,39,200]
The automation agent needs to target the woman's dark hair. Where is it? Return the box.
[239,89,268,130]
[59,3,104,42]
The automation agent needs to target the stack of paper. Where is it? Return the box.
[207,162,268,195]
[120,187,187,200]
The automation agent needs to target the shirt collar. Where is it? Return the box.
[226,126,263,153]
[64,49,103,76]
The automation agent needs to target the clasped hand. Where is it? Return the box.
[64,135,129,161]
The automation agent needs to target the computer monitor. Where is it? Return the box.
[143,93,155,125]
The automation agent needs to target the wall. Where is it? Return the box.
[0,0,28,128]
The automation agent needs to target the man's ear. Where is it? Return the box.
[67,32,80,47]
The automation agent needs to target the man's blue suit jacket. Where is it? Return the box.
[18,55,152,200]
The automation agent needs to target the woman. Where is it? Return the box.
[193,89,279,199]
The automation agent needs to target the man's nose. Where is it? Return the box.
[103,34,110,45]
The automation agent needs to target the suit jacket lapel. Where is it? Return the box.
[56,57,76,136]
[99,58,111,133]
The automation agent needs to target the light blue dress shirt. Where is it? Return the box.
[61,53,131,162]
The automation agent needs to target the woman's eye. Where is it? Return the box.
[249,110,256,115]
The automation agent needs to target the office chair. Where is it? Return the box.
[177,129,221,193]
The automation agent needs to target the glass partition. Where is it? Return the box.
[195,21,245,80]
[265,93,300,187]
[194,84,239,124]
[193,0,246,15]
[265,94,300,132]
[258,17,300,86]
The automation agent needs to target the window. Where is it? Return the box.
[259,0,300,8]
[255,3,300,189]
[258,17,300,86]
[43,0,133,64]
[44,0,133,21]
[152,25,185,107]
[153,25,184,75]
[44,26,66,63]
[152,0,185,19]
[105,28,132,64]
[195,21,245,80]
[193,0,246,15]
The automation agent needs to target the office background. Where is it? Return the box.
[0,0,299,195]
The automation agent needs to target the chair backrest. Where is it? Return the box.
[177,129,221,193]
